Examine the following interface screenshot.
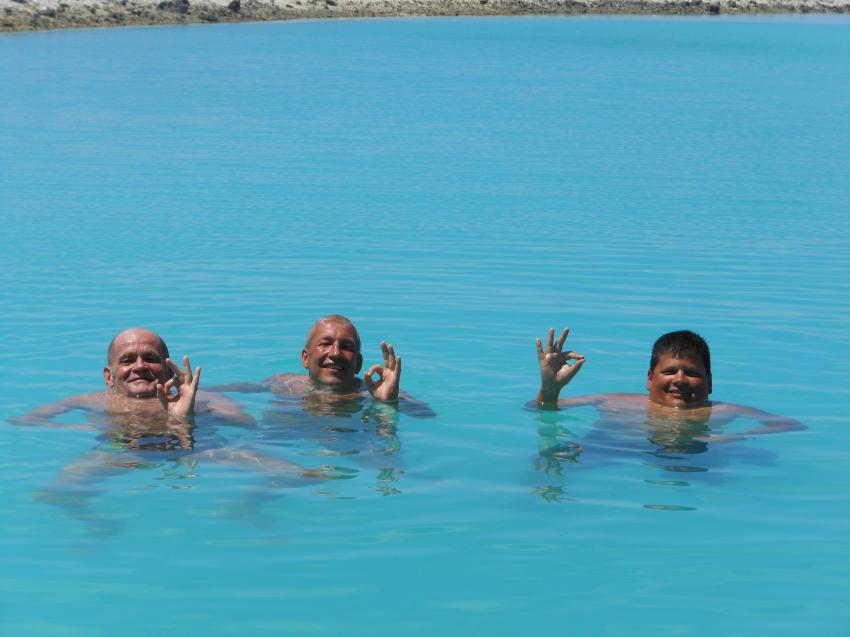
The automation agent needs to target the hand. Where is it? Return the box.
[364,341,401,403]
[536,327,585,404]
[157,356,201,417]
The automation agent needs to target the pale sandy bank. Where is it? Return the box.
[1,0,848,33]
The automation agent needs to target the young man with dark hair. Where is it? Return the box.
[533,326,803,440]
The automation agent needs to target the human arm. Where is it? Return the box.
[699,403,806,442]
[535,327,586,406]
[205,381,271,394]
[8,394,100,429]
[365,341,401,403]
[196,391,257,426]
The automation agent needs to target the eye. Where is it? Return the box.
[340,340,355,351]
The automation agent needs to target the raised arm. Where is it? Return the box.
[535,327,586,407]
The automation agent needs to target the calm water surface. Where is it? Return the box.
[1,15,849,636]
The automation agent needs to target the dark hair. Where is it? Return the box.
[649,330,711,376]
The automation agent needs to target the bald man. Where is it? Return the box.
[211,314,433,417]
[13,327,248,429]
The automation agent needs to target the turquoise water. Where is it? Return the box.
[2,15,849,636]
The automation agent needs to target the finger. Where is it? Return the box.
[385,343,396,370]
[165,358,184,383]
[564,351,585,361]
[396,356,402,379]
[555,328,569,353]
[183,356,192,379]
[536,338,544,358]
[191,366,201,391]
[546,328,555,353]
[163,378,177,398]
[365,364,383,382]
[380,341,390,366]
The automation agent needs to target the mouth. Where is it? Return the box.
[321,363,346,372]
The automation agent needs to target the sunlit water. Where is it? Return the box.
[1,15,849,636]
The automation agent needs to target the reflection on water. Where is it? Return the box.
[260,392,405,487]
[533,403,778,509]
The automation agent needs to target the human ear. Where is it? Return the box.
[301,349,309,370]
[355,354,363,374]
[646,369,653,391]
[103,366,114,387]
[707,374,713,395]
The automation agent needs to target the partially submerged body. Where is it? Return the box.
[11,328,328,532]
[529,327,805,473]
[210,315,435,419]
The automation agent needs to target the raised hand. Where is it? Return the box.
[157,356,201,417]
[364,341,401,403]
[536,327,585,405]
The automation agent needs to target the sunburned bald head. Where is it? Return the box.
[304,315,361,353]
[107,327,170,365]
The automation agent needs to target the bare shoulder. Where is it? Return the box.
[63,391,107,410]
[267,373,309,396]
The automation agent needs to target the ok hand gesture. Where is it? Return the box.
[536,327,585,404]
[158,356,201,417]
[365,342,401,403]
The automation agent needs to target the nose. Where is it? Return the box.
[131,356,146,370]
[329,341,341,357]
[672,369,688,384]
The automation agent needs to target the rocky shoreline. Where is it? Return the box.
[2,0,848,32]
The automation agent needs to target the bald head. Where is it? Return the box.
[107,327,169,365]
[304,315,361,353]
[103,327,172,398]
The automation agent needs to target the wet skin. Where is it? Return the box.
[646,353,712,409]
[301,320,363,391]
[102,329,170,399]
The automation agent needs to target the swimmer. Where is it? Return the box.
[531,327,805,445]
[11,327,249,427]
[10,328,329,533]
[211,314,434,418]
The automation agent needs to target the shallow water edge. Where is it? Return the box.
[2,0,848,33]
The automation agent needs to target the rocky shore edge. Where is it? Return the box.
[2,0,848,32]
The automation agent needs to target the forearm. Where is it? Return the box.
[205,382,269,394]
[742,416,806,436]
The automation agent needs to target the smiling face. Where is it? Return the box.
[103,328,171,398]
[301,318,362,390]
[647,352,712,409]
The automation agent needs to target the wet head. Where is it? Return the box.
[301,315,363,390]
[103,327,171,398]
[647,330,712,409]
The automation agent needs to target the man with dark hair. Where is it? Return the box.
[533,326,803,439]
